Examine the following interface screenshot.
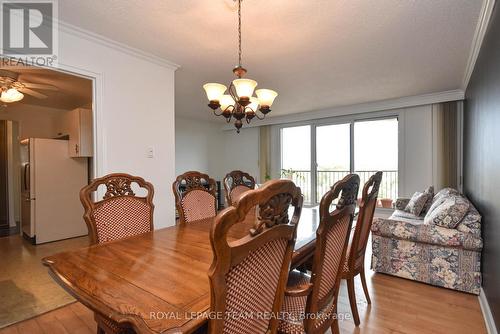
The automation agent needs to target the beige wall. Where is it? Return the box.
[175,116,218,176]
[0,104,70,140]
[175,105,457,204]
[57,26,177,228]
[175,116,260,206]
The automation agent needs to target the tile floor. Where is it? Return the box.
[0,234,89,328]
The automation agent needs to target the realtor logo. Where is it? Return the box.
[1,0,58,66]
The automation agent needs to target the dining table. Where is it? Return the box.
[42,206,321,334]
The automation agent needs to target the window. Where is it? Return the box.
[280,117,398,205]
[316,123,350,200]
[281,125,312,202]
[354,119,398,201]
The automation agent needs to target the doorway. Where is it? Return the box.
[0,64,95,328]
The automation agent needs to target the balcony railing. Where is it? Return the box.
[282,170,398,205]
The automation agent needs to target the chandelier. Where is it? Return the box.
[203,0,278,133]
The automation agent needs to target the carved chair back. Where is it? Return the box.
[173,171,217,223]
[304,174,360,333]
[346,171,382,273]
[208,180,303,334]
[223,170,256,206]
[80,173,155,245]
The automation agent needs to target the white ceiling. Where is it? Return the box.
[59,0,484,121]
[0,66,92,110]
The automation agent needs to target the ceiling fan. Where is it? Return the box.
[0,69,58,104]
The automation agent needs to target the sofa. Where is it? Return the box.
[371,187,483,294]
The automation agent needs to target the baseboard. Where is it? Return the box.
[479,287,498,334]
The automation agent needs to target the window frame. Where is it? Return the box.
[278,113,399,204]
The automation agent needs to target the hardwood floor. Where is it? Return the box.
[0,268,486,334]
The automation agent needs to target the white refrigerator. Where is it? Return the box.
[21,138,88,244]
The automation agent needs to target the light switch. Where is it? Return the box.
[147,147,154,158]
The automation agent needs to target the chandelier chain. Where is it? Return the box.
[203,0,276,133]
[238,0,242,67]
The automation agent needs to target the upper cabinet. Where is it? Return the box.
[64,108,93,157]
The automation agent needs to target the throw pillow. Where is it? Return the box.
[432,187,460,204]
[424,196,470,228]
[421,186,435,214]
[405,191,430,216]
[426,195,447,217]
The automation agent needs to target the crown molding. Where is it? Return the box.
[57,20,180,71]
[479,288,499,334]
[222,89,465,130]
[463,0,496,90]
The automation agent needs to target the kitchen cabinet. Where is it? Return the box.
[65,108,93,157]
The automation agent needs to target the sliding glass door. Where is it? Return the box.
[316,123,351,202]
[281,117,398,205]
[281,125,312,202]
[354,118,398,201]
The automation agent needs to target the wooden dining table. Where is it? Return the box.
[42,206,320,334]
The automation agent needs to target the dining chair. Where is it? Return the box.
[278,174,360,334]
[223,170,256,206]
[80,173,154,245]
[208,179,303,334]
[341,171,383,326]
[173,171,217,224]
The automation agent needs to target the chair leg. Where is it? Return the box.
[347,278,360,326]
[97,326,105,334]
[331,319,340,334]
[360,267,371,304]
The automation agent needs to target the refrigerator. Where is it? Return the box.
[21,138,88,244]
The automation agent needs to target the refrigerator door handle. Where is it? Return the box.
[23,163,30,191]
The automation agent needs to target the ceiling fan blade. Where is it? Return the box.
[18,87,48,99]
[22,82,58,91]
[0,65,29,70]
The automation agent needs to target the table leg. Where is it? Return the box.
[94,313,135,334]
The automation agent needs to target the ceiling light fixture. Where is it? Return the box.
[203,0,277,133]
[0,88,24,103]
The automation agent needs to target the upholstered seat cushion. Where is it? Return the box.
[278,271,310,334]
[371,217,483,251]
[278,271,336,334]
[391,210,424,221]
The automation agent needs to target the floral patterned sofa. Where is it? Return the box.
[371,188,483,294]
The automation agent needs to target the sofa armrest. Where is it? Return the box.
[393,198,410,210]
[371,217,483,251]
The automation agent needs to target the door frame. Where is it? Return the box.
[50,63,102,180]
[0,120,9,231]
[1,60,103,201]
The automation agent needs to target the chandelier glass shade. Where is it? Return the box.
[0,88,24,103]
[203,0,277,133]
